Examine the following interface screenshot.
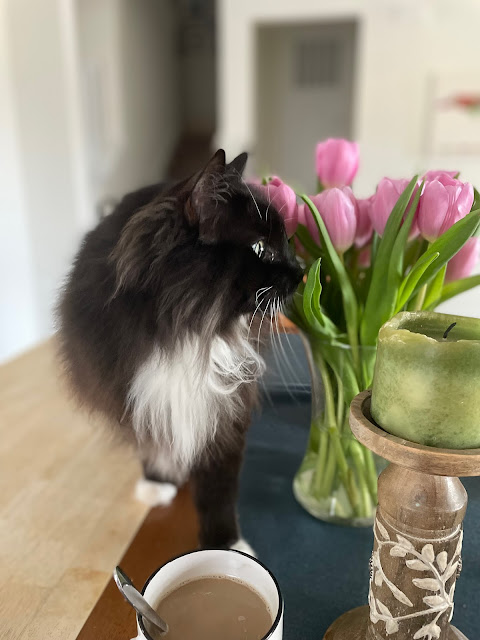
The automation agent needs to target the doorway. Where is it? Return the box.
[256,20,358,192]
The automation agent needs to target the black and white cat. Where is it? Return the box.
[57,150,303,553]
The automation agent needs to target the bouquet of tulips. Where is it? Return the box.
[259,139,480,524]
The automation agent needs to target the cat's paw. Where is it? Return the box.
[230,538,256,558]
[135,478,177,507]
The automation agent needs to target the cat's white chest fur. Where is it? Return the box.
[127,318,265,469]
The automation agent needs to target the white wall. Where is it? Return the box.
[77,0,180,207]
[0,2,37,362]
[216,0,480,318]
[1,0,179,363]
[1,0,88,362]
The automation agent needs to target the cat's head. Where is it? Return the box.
[113,150,303,329]
[180,149,304,316]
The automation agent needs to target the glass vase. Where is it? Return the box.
[293,335,384,527]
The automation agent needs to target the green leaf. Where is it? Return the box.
[423,264,446,309]
[410,207,480,296]
[301,259,345,340]
[295,224,322,258]
[301,195,359,360]
[396,251,440,311]
[387,181,424,297]
[474,187,480,212]
[303,259,324,329]
[360,175,419,345]
[427,274,480,309]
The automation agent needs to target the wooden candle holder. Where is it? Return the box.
[324,391,480,640]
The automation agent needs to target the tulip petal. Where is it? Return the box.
[315,138,359,188]
[446,238,480,282]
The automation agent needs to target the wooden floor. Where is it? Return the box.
[0,342,149,640]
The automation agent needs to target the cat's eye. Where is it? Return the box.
[252,240,265,258]
[251,240,275,262]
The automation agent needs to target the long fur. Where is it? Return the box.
[128,317,265,468]
[57,149,303,548]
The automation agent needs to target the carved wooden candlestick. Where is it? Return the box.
[324,391,480,640]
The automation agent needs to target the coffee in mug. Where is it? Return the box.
[155,575,273,639]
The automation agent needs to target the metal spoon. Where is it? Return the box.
[113,566,169,636]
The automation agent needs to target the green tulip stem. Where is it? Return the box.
[413,283,428,311]
[310,351,370,516]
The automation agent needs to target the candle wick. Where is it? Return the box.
[443,322,456,339]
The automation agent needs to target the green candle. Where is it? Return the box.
[371,311,480,449]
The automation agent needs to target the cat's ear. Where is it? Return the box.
[228,152,248,176]
[186,149,229,243]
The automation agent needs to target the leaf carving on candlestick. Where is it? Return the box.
[377,520,390,540]
[421,544,435,563]
[423,595,446,608]
[448,583,456,600]
[413,621,441,639]
[396,534,415,551]
[406,558,429,571]
[390,545,408,557]
[385,618,399,635]
[370,518,462,637]
[376,600,393,618]
[436,551,448,572]
[443,561,458,583]
[412,577,440,591]
[390,584,413,607]
[454,530,464,558]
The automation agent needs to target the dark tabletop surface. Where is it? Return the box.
[239,392,480,639]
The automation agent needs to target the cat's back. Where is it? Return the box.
[57,182,163,419]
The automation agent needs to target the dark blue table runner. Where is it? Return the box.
[239,394,479,639]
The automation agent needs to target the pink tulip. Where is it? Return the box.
[293,204,317,252]
[299,202,320,245]
[370,178,420,237]
[423,170,458,184]
[310,187,357,253]
[417,179,474,242]
[355,196,374,248]
[261,176,298,237]
[315,138,359,188]
[446,237,479,282]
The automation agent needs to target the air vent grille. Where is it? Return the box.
[295,38,340,87]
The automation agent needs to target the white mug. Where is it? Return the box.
[134,549,283,640]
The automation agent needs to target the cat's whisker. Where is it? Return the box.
[247,292,270,343]
[234,169,263,220]
[275,298,306,388]
[255,285,272,303]
[272,298,307,398]
[257,299,272,350]
[278,299,307,376]
[265,185,272,221]
[268,298,298,402]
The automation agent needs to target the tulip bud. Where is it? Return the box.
[315,138,359,188]
[417,179,474,242]
[355,196,374,248]
[260,177,298,237]
[310,187,357,253]
[446,238,479,282]
[370,178,420,238]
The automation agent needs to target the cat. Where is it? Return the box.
[57,149,303,552]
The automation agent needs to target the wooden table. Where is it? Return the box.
[0,319,297,640]
[76,489,199,640]
[0,342,155,640]
[3,339,478,640]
